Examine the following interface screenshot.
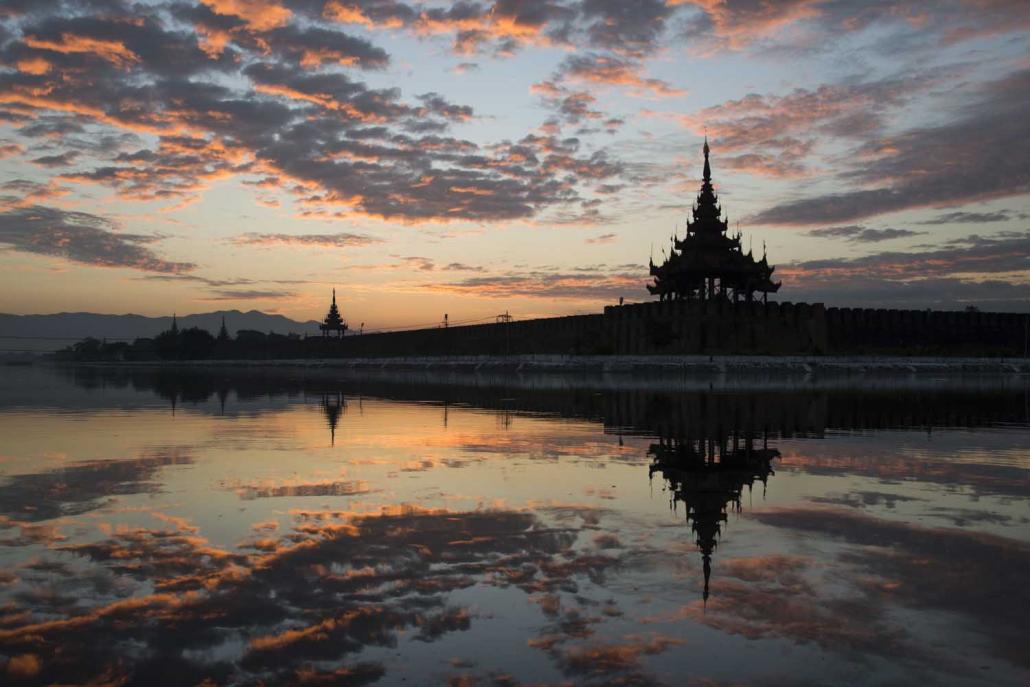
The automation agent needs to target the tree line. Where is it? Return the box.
[56,322,343,361]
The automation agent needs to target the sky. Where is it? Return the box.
[0,0,1028,328]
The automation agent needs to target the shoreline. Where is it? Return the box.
[48,354,1030,375]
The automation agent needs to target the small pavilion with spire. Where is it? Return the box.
[320,289,348,338]
[647,138,780,303]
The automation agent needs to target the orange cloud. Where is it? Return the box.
[0,143,23,159]
[426,268,643,301]
[249,610,369,651]
[410,5,552,55]
[560,54,686,98]
[682,0,823,51]
[195,25,233,58]
[323,2,373,26]
[251,83,389,122]
[201,0,292,31]
[16,57,51,75]
[4,653,41,678]
[323,1,404,29]
[0,88,185,137]
[0,179,68,207]
[25,34,139,68]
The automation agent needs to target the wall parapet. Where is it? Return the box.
[326,301,1026,358]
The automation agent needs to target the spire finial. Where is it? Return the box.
[702,134,711,182]
[703,553,711,607]
[332,288,336,305]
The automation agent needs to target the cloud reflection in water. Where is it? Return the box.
[0,366,1027,685]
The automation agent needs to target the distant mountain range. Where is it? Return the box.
[0,310,322,354]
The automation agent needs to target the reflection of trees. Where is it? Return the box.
[649,424,778,603]
[53,364,1029,430]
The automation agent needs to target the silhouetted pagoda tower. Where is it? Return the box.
[648,138,781,303]
[320,289,348,338]
[649,429,778,603]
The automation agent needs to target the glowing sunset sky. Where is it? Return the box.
[0,0,1027,327]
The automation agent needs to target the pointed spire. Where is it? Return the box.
[171,313,178,334]
[702,134,711,183]
[703,553,711,606]
[332,288,336,306]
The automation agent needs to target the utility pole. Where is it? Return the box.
[496,311,513,355]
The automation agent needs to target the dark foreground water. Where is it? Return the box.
[0,365,1028,687]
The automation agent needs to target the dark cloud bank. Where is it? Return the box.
[0,0,632,226]
[751,69,1030,226]
[0,205,193,273]
[781,231,1030,311]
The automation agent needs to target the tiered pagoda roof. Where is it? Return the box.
[648,139,780,303]
[320,289,348,338]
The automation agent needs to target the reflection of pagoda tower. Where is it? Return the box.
[321,392,346,446]
[649,428,778,603]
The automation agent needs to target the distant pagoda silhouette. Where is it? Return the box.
[648,138,780,303]
[320,289,348,338]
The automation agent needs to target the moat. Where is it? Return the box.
[0,365,1028,686]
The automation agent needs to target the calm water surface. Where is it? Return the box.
[0,365,1028,686]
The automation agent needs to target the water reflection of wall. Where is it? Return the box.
[43,365,1028,431]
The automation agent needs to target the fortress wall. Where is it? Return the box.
[329,302,1026,358]
[335,313,606,357]
[600,300,827,354]
[825,307,1027,355]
